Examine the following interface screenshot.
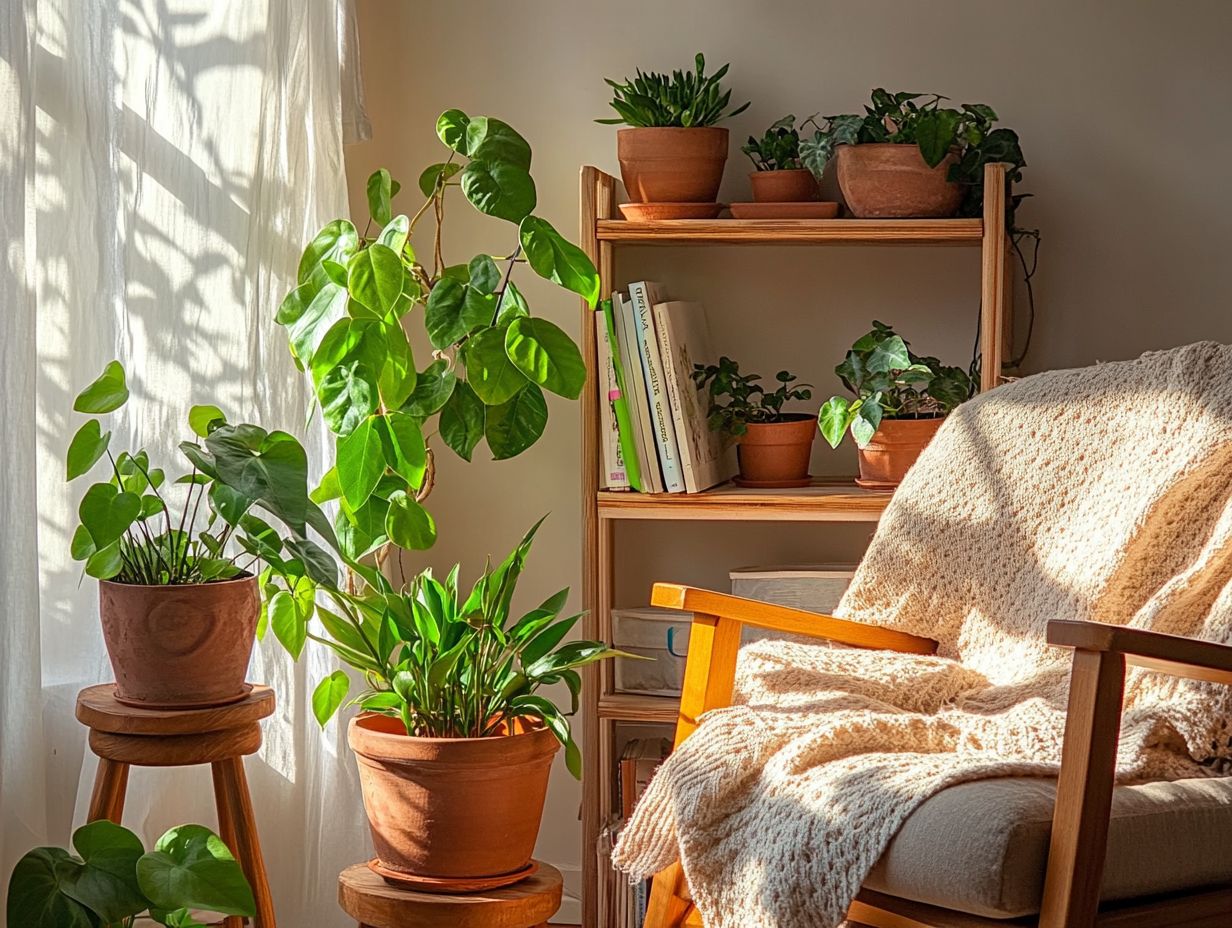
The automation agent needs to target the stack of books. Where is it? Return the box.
[595,281,733,493]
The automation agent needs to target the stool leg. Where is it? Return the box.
[212,763,245,928]
[213,757,276,928]
[87,759,129,823]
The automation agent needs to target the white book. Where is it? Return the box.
[614,291,664,493]
[628,281,685,493]
[653,300,733,493]
[594,308,629,489]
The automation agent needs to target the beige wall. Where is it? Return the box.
[344,0,1232,913]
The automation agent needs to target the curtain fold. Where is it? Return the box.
[2,2,365,924]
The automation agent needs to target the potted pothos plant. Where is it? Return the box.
[597,53,749,210]
[6,820,254,928]
[693,358,815,488]
[65,361,265,709]
[741,114,822,203]
[254,112,624,886]
[818,322,973,487]
[799,89,1028,219]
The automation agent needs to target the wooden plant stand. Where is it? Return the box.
[76,683,277,928]
[337,861,562,928]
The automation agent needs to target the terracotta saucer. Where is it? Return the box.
[367,858,539,894]
[729,201,840,219]
[732,475,813,489]
[619,202,723,221]
[853,477,898,491]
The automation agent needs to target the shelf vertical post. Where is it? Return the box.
[979,162,1009,391]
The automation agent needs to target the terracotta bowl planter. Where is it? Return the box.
[735,414,816,488]
[617,127,729,203]
[836,144,962,218]
[855,417,944,488]
[349,714,559,881]
[749,169,819,203]
[99,574,259,709]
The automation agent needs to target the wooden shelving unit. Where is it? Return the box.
[576,164,1010,928]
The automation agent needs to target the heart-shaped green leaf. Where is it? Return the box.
[312,670,350,725]
[79,484,141,550]
[818,396,854,449]
[297,220,359,284]
[66,420,111,480]
[436,109,471,153]
[380,412,427,488]
[269,590,306,659]
[138,825,255,917]
[347,244,404,317]
[336,415,385,510]
[59,820,146,924]
[464,326,529,405]
[463,117,532,170]
[504,316,586,399]
[467,255,500,295]
[5,847,97,928]
[518,216,599,307]
[73,361,129,414]
[417,162,461,197]
[439,380,485,462]
[485,384,547,459]
[366,168,395,225]
[188,405,226,438]
[385,490,437,550]
[319,359,379,437]
[400,359,457,417]
[461,159,536,223]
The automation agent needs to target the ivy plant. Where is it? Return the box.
[6,820,254,928]
[798,89,1028,221]
[596,53,749,128]
[818,321,973,449]
[278,111,599,569]
[741,114,822,172]
[692,357,813,437]
[66,361,263,584]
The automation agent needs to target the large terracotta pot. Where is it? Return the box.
[735,415,816,488]
[836,144,962,218]
[617,127,728,203]
[349,714,559,880]
[99,575,258,709]
[855,417,944,488]
[749,169,819,203]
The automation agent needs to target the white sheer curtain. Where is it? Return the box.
[2,2,370,925]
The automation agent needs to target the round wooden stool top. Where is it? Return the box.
[338,861,562,928]
[77,684,275,766]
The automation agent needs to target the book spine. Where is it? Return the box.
[653,302,699,493]
[595,307,629,489]
[629,282,685,493]
[616,293,663,493]
[602,300,643,492]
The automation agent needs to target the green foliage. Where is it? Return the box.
[798,89,1029,222]
[818,321,974,450]
[692,357,813,437]
[66,363,265,584]
[281,111,597,555]
[741,114,823,172]
[6,820,254,928]
[597,52,750,128]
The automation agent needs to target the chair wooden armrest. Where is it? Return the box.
[1039,620,1232,928]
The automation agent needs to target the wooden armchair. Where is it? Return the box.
[642,583,1232,928]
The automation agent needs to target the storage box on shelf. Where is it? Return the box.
[577,162,1012,928]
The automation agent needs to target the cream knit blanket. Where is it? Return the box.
[613,342,1232,927]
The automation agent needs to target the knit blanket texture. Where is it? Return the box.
[612,342,1232,927]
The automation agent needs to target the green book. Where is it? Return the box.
[600,298,643,492]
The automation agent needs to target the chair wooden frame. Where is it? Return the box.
[640,583,1232,928]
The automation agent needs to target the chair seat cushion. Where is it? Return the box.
[862,776,1232,918]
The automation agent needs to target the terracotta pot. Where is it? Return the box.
[349,714,559,879]
[736,415,816,487]
[855,417,944,488]
[836,144,962,218]
[617,127,728,203]
[99,575,259,709]
[749,169,819,203]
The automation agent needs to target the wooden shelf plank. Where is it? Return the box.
[595,217,983,246]
[599,693,681,724]
[597,478,890,522]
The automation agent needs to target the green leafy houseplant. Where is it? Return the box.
[741,114,821,172]
[6,820,254,928]
[798,89,1028,219]
[692,358,813,437]
[66,361,252,584]
[818,321,973,449]
[279,110,599,574]
[597,53,749,128]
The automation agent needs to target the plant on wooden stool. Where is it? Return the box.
[818,321,973,488]
[6,820,254,928]
[693,357,816,487]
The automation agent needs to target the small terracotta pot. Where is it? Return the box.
[855,417,944,488]
[349,714,559,880]
[736,415,817,487]
[749,169,819,203]
[99,574,259,709]
[836,144,962,218]
[617,127,728,203]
